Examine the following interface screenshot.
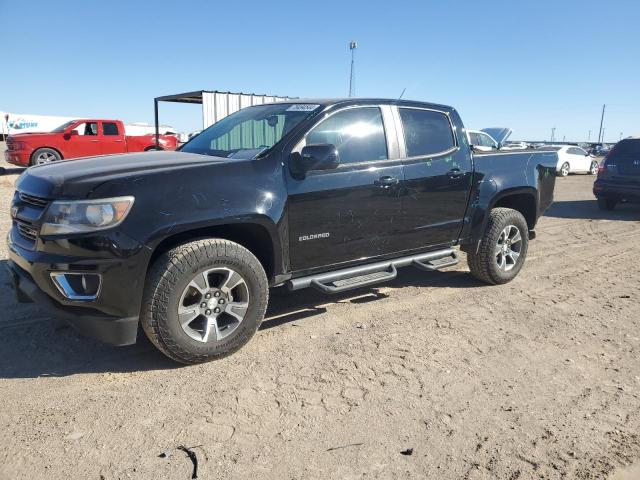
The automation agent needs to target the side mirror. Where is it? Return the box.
[298,144,340,174]
[64,130,78,139]
[496,142,503,150]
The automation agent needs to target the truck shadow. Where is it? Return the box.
[544,199,639,221]
[0,261,482,378]
[0,166,26,176]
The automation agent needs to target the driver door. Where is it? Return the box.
[65,121,102,158]
[286,105,405,272]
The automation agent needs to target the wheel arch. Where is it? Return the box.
[30,146,64,163]
[490,188,538,230]
[146,222,279,284]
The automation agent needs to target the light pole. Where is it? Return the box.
[588,130,591,142]
[551,127,556,142]
[348,41,357,98]
[598,104,606,143]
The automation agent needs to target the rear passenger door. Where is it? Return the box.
[100,121,127,155]
[396,107,473,248]
[286,105,405,272]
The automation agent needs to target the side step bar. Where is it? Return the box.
[287,249,458,294]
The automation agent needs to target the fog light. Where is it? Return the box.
[50,273,101,301]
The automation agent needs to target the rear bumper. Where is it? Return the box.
[6,260,139,346]
[594,179,640,203]
[4,149,31,167]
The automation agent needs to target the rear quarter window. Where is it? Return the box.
[399,108,455,157]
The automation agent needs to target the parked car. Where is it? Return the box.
[467,129,499,151]
[4,119,178,166]
[539,145,599,176]
[7,98,557,363]
[593,138,640,210]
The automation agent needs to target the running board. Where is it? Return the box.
[287,249,457,294]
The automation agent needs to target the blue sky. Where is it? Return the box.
[1,0,638,142]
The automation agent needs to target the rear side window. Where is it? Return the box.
[103,122,119,136]
[399,108,455,157]
[305,107,388,164]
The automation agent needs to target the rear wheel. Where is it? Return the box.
[31,148,61,166]
[589,161,598,175]
[141,239,268,364]
[467,208,529,285]
[597,196,617,210]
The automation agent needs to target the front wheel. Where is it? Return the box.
[467,208,529,285]
[31,148,61,166]
[141,239,269,364]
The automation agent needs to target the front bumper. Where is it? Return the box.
[4,149,31,167]
[7,227,151,346]
[6,260,138,345]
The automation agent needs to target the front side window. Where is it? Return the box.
[399,108,455,157]
[304,107,388,164]
[72,122,98,136]
[181,103,321,159]
[103,122,119,136]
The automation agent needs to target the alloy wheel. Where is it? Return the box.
[177,267,249,343]
[36,152,57,164]
[495,225,522,271]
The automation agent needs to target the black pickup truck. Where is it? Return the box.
[7,98,557,363]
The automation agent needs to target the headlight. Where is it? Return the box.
[41,196,135,235]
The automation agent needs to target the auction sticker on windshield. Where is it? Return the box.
[286,104,320,112]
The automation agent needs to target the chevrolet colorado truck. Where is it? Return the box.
[5,119,178,167]
[7,99,557,364]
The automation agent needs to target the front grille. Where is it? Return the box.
[16,220,38,241]
[19,192,49,208]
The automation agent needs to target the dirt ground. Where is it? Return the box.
[0,154,639,479]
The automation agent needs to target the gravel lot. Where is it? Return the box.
[0,149,639,479]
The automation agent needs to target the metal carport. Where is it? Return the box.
[153,90,296,148]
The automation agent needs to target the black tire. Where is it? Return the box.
[30,147,61,166]
[467,208,529,285]
[140,239,268,364]
[597,196,617,211]
[589,161,599,175]
[557,162,570,177]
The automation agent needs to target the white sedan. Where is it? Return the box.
[542,145,599,176]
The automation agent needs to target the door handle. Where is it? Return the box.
[114,139,123,143]
[447,168,463,179]
[90,139,99,143]
[374,176,399,188]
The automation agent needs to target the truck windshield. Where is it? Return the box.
[51,120,78,133]
[180,103,320,159]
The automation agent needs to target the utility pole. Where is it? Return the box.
[588,130,591,142]
[602,128,606,142]
[551,127,556,142]
[563,135,566,142]
[348,41,357,97]
[620,132,623,141]
[597,104,606,143]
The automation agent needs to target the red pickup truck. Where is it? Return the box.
[5,119,178,166]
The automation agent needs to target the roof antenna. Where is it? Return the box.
[398,88,406,99]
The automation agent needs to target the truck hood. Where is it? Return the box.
[481,128,512,145]
[16,151,229,198]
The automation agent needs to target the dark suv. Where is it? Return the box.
[594,138,640,210]
[8,98,557,364]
